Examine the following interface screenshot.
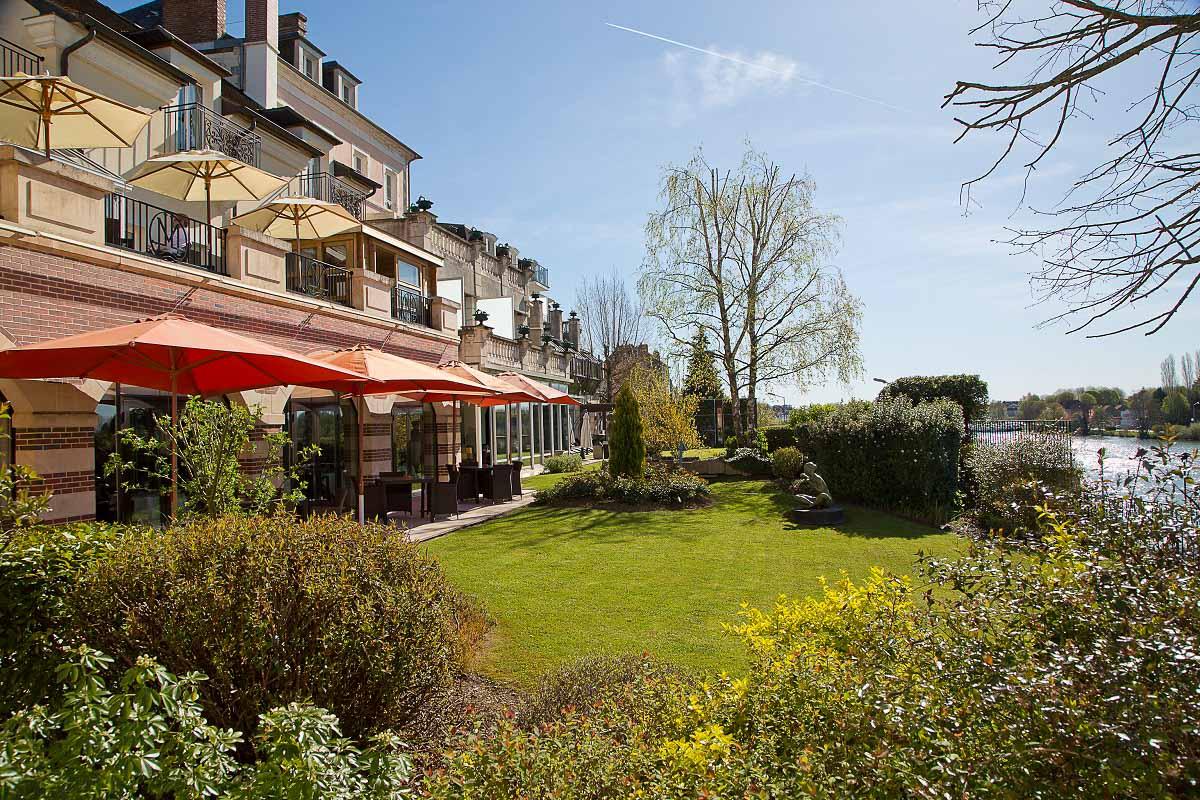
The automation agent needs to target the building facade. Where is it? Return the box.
[0,0,600,523]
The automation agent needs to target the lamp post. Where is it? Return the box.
[872,377,890,385]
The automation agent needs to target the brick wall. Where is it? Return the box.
[162,0,226,44]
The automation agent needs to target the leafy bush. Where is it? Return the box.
[723,447,772,477]
[543,453,583,474]
[770,446,805,481]
[0,646,414,799]
[786,402,843,428]
[878,373,988,424]
[966,434,1079,534]
[534,465,709,508]
[62,514,485,739]
[0,523,125,716]
[761,426,797,452]
[795,396,964,523]
[519,654,688,728]
[608,384,646,478]
[723,435,738,458]
[428,446,1200,798]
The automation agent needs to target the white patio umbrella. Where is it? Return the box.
[0,74,152,157]
[232,197,359,250]
[125,149,289,225]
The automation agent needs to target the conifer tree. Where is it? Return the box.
[682,328,724,399]
[608,383,645,478]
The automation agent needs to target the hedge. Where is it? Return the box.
[877,374,988,424]
[794,396,964,523]
[761,426,797,452]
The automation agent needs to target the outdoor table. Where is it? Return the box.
[457,464,483,502]
[377,474,435,521]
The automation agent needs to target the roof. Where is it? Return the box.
[219,80,325,159]
[322,60,362,85]
[124,26,233,78]
[119,0,160,29]
[258,105,342,149]
[332,159,381,190]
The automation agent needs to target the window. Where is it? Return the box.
[383,168,396,210]
[392,406,426,475]
[396,260,420,288]
[341,80,355,107]
[303,54,316,80]
[352,149,367,175]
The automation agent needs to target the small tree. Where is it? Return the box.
[105,397,316,519]
[1163,391,1191,426]
[627,364,701,457]
[607,384,645,478]
[682,328,724,399]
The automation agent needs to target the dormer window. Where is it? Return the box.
[303,54,316,80]
[341,81,354,107]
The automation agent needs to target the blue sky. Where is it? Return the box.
[231,0,1197,403]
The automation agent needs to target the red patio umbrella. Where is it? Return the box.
[0,314,370,517]
[306,346,498,522]
[497,372,581,406]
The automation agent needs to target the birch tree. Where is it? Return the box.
[641,145,863,442]
[575,270,643,402]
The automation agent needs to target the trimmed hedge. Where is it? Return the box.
[878,374,988,424]
[795,396,965,523]
[761,426,797,452]
[535,464,709,507]
[544,453,583,474]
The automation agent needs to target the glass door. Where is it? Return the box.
[287,397,346,509]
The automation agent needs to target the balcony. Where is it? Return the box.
[162,103,261,167]
[104,193,227,275]
[392,285,432,327]
[571,352,602,385]
[520,258,550,290]
[293,172,371,220]
[0,37,41,76]
[285,252,352,307]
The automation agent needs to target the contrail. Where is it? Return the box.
[605,22,910,114]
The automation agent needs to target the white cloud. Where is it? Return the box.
[660,47,811,122]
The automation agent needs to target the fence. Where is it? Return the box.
[1,38,41,76]
[104,194,227,275]
[285,252,352,307]
[968,419,1073,455]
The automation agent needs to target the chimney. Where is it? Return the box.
[245,0,279,48]
[565,311,581,349]
[278,11,307,38]
[547,303,564,341]
[162,0,226,43]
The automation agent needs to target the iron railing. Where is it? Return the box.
[104,194,226,275]
[968,419,1073,457]
[531,263,549,287]
[392,285,432,326]
[285,252,352,307]
[1,37,41,76]
[162,103,261,166]
[293,172,371,220]
[570,352,602,383]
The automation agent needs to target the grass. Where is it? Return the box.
[425,479,960,686]
[658,447,726,459]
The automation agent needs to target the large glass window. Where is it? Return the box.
[286,396,349,508]
[94,386,170,526]
[520,403,533,462]
[461,405,478,464]
[391,405,425,475]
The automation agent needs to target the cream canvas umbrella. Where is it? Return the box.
[125,149,289,225]
[232,197,359,250]
[0,74,152,157]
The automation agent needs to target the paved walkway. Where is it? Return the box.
[404,491,538,543]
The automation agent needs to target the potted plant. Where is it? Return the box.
[531,292,541,300]
[551,301,561,311]
[497,243,511,258]
[468,229,484,242]
[517,324,531,338]
[414,195,434,211]
[473,308,489,324]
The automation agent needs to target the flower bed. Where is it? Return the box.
[534,464,710,508]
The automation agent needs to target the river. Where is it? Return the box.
[1071,435,1200,481]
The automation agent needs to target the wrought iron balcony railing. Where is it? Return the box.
[285,252,352,307]
[162,103,261,167]
[531,263,549,288]
[570,352,602,384]
[392,285,432,327]
[104,194,227,275]
[0,37,41,76]
[293,172,371,220]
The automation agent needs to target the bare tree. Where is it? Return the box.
[641,145,863,442]
[1162,354,1179,391]
[946,2,1200,337]
[575,270,643,402]
[1183,351,1196,392]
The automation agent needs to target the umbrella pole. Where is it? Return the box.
[42,85,51,158]
[169,370,178,521]
[205,174,212,228]
[356,395,365,525]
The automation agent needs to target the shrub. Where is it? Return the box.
[0,523,125,716]
[761,426,796,452]
[429,446,1200,798]
[878,374,988,424]
[966,434,1080,534]
[520,654,689,728]
[786,403,842,428]
[723,435,738,458]
[724,447,772,477]
[543,453,583,474]
[794,396,964,523]
[534,465,709,508]
[0,646,414,799]
[608,384,646,478]
[62,514,486,740]
[770,446,805,481]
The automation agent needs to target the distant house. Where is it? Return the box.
[1120,409,1137,429]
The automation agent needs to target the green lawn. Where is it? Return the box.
[424,479,960,685]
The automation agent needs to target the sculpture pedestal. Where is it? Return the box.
[788,504,845,527]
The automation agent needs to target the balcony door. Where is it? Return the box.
[173,84,203,152]
[287,396,353,509]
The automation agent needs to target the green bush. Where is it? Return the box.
[520,654,688,729]
[966,435,1080,534]
[534,465,709,508]
[795,396,964,523]
[62,514,486,740]
[0,523,125,716]
[608,384,646,478]
[761,426,797,452]
[0,646,414,799]
[724,447,772,477]
[543,453,583,474]
[770,447,805,481]
[723,435,738,458]
[428,446,1200,798]
[786,403,844,428]
[878,374,988,424]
